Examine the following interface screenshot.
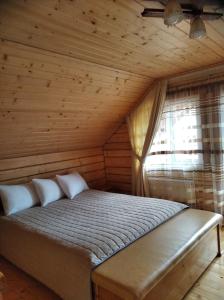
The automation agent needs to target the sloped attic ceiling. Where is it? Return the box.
[0,0,224,159]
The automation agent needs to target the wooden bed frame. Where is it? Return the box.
[92,211,222,300]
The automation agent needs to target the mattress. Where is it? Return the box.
[0,189,187,300]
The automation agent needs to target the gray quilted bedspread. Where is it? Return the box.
[8,190,187,267]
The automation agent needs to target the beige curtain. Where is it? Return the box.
[127,80,168,196]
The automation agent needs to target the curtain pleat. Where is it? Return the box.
[127,80,168,196]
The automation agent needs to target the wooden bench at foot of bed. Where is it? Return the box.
[92,209,223,300]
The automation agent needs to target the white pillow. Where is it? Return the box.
[56,172,89,199]
[32,178,65,207]
[0,183,39,216]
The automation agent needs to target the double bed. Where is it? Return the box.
[0,189,222,300]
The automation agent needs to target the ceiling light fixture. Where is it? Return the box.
[189,16,207,39]
[141,1,223,40]
[164,0,184,26]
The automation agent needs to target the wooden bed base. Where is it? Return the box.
[93,223,222,300]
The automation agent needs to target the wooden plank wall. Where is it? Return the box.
[0,147,106,190]
[104,123,132,194]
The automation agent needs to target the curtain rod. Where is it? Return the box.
[166,62,224,89]
[168,75,224,92]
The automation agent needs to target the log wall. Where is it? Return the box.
[0,147,106,190]
[104,123,132,194]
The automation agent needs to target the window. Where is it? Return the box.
[145,94,203,171]
[143,81,224,215]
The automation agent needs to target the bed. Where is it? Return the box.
[0,189,222,300]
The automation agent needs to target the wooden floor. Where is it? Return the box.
[184,228,224,300]
[0,228,223,300]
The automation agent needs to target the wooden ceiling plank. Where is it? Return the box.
[0,0,223,159]
[1,0,223,77]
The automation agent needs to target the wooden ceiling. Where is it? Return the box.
[0,0,224,159]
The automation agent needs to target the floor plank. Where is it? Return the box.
[0,260,60,300]
[0,228,223,300]
[184,227,224,300]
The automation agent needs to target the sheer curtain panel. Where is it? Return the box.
[145,81,224,215]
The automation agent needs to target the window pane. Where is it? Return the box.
[145,94,203,171]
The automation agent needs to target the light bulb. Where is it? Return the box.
[189,16,207,39]
[164,0,184,26]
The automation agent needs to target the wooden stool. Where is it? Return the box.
[0,272,6,300]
